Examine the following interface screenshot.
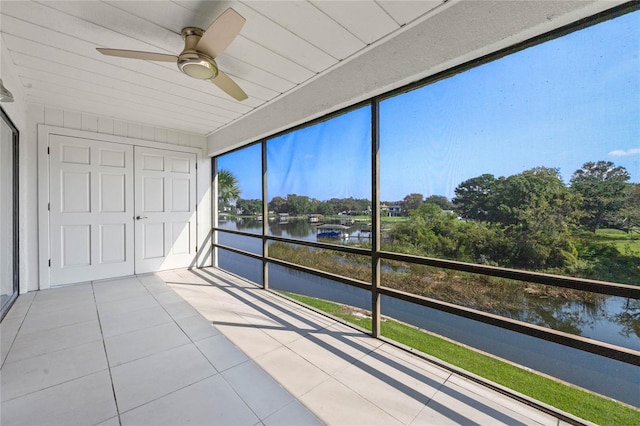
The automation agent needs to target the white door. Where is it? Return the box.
[49,135,134,285]
[134,146,197,274]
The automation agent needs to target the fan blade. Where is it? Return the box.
[212,71,248,101]
[196,8,245,59]
[97,48,177,62]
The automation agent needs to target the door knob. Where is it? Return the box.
[136,216,148,220]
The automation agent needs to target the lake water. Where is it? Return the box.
[217,218,640,407]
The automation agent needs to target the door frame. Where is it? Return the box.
[38,125,211,290]
[0,107,19,321]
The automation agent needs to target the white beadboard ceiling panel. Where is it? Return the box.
[241,1,366,60]
[377,1,443,26]
[311,1,399,44]
[0,0,630,147]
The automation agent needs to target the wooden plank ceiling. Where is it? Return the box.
[0,0,443,135]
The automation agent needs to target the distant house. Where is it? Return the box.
[308,214,323,223]
[277,213,290,223]
[387,205,403,217]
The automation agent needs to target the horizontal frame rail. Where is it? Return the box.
[213,226,371,256]
[265,256,372,291]
[214,242,263,261]
[215,227,639,300]
[379,251,640,300]
[378,286,640,366]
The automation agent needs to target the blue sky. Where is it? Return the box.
[218,10,639,202]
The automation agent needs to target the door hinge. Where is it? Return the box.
[195,245,198,253]
[47,147,50,155]
[48,202,50,211]
[48,259,51,267]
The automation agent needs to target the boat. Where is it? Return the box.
[316,224,350,239]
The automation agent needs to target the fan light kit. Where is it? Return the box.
[97,8,247,101]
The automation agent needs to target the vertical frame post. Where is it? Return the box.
[262,140,269,290]
[371,101,381,337]
[211,157,219,269]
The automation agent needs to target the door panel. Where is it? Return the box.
[50,135,134,285]
[134,146,197,274]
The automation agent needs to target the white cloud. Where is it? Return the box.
[609,148,640,157]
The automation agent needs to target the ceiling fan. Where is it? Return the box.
[97,8,248,101]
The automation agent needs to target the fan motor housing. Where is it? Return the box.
[178,27,219,79]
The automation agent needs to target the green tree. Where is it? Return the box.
[268,196,288,214]
[402,193,424,213]
[217,169,240,209]
[490,168,571,225]
[424,195,454,210]
[570,161,630,232]
[285,194,316,216]
[453,174,497,221]
[491,167,578,269]
[236,198,262,215]
[621,183,640,233]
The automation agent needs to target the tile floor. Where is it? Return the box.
[0,268,586,425]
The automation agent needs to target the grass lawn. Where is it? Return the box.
[595,228,640,256]
[381,216,409,223]
[277,291,640,426]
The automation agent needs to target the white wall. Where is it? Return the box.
[1,35,26,130]
[21,105,210,293]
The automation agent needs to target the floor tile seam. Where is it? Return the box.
[407,402,430,426]
[263,302,341,334]
[171,314,225,346]
[375,344,456,381]
[204,337,323,416]
[294,375,384,425]
[432,376,543,425]
[93,292,158,306]
[0,338,108,374]
[223,326,286,361]
[282,336,373,379]
[154,287,240,351]
[26,289,95,301]
[3,334,105,366]
[329,371,428,426]
[0,366,112,404]
[106,340,198,369]
[18,302,98,318]
[91,415,121,426]
[329,354,443,426]
[250,350,327,402]
[154,285,216,321]
[115,371,219,417]
[219,358,300,422]
[0,300,33,370]
[260,398,323,425]
[370,345,455,385]
[101,314,190,346]
[191,331,255,375]
[261,325,315,347]
[91,281,123,423]
[235,309,328,338]
[97,301,175,323]
[95,293,163,312]
[322,345,453,424]
[15,314,102,339]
